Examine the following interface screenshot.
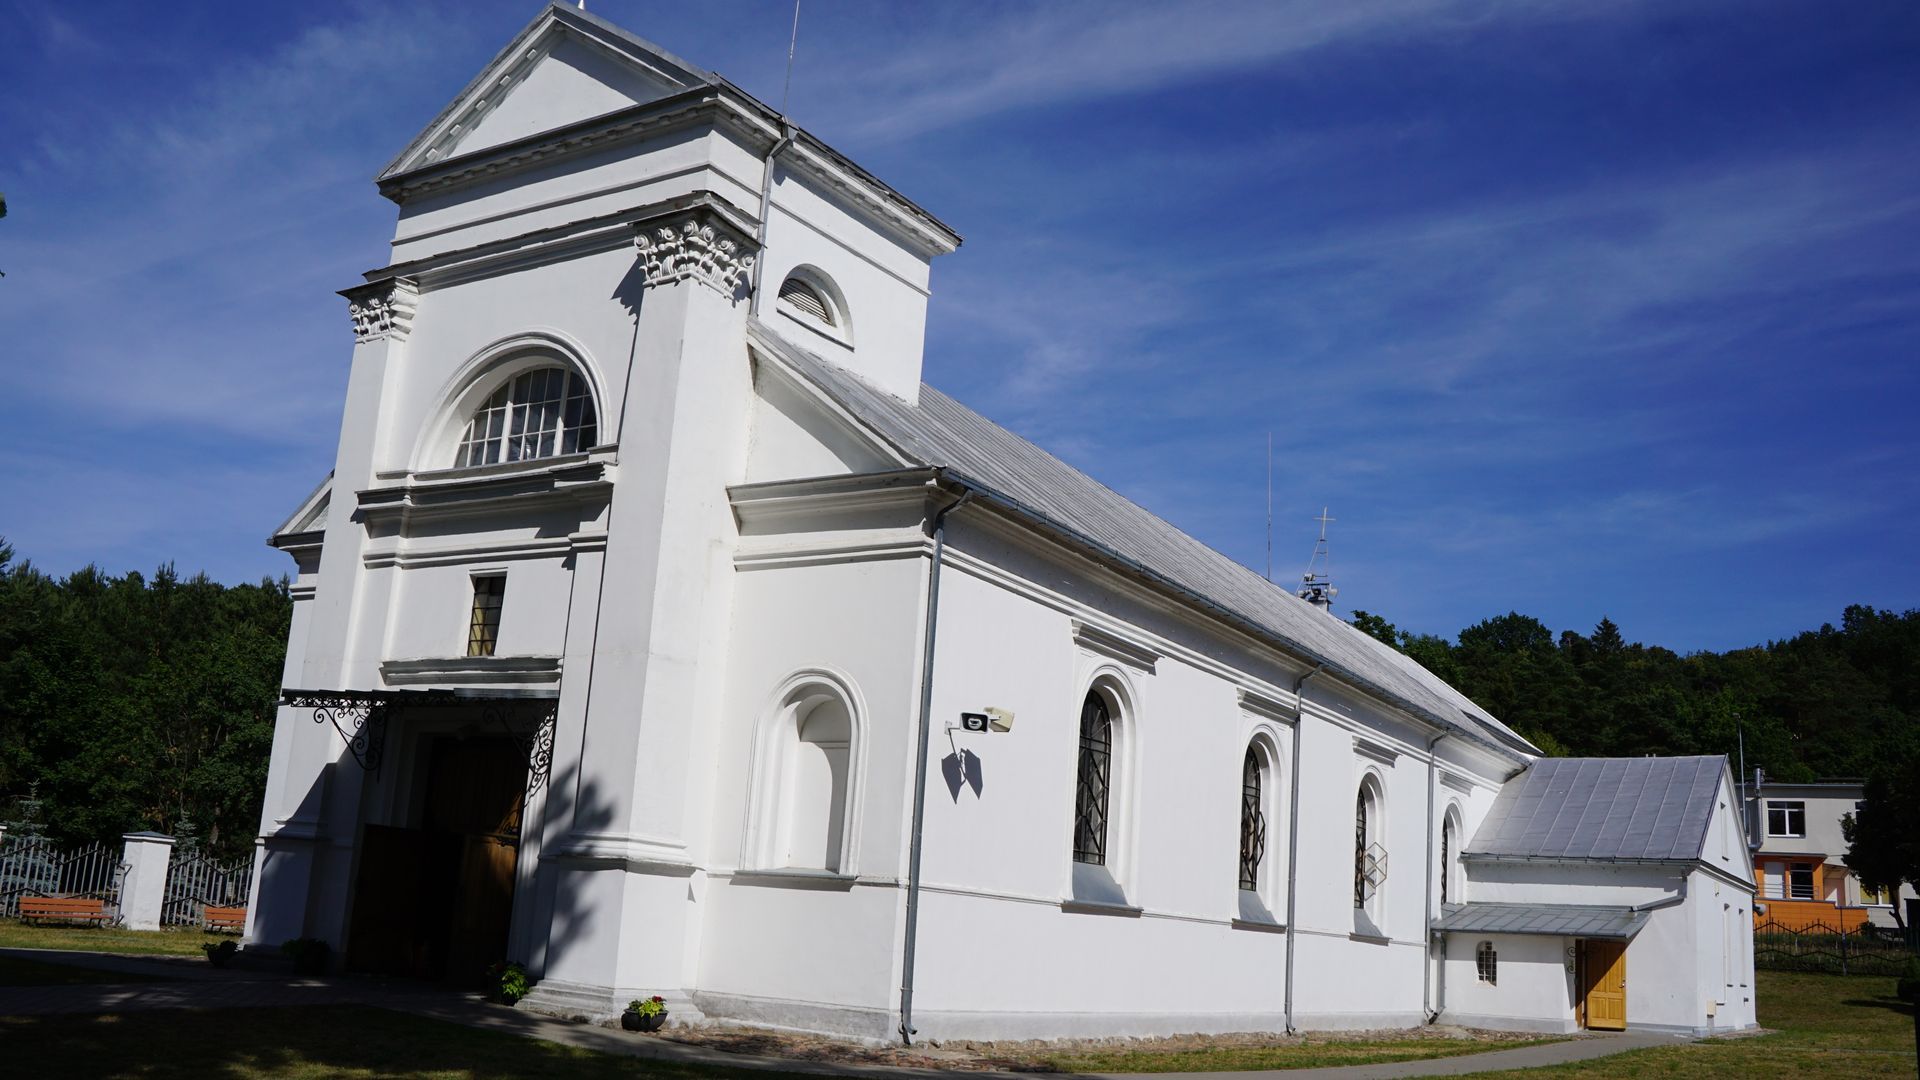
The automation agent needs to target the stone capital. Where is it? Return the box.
[632,210,757,300]
[341,277,419,343]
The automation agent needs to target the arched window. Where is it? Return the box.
[742,673,865,875]
[1355,777,1386,915]
[1440,808,1461,907]
[1073,691,1113,866]
[1239,748,1266,891]
[775,267,850,343]
[453,366,597,468]
[778,276,835,326]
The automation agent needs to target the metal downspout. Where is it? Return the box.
[898,486,973,1045]
[748,121,798,318]
[1282,663,1323,1035]
[1422,732,1448,1024]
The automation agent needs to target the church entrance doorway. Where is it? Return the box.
[345,735,527,983]
[1578,939,1628,1030]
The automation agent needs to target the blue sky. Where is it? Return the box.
[2,0,1916,653]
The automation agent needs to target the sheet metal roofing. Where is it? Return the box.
[750,322,1538,759]
[1433,902,1650,940]
[1466,755,1727,862]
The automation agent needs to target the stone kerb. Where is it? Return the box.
[119,832,178,931]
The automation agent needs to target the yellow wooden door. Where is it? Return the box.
[1584,940,1628,1030]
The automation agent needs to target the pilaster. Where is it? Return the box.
[537,204,755,996]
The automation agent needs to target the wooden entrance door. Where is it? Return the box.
[345,736,526,983]
[1582,940,1628,1030]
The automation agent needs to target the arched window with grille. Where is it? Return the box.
[1239,748,1266,890]
[1073,691,1113,866]
[453,366,597,468]
[1354,774,1387,934]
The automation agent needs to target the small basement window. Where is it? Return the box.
[1476,941,1497,984]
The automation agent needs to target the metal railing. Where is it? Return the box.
[161,848,253,926]
[0,834,127,921]
[1753,917,1919,976]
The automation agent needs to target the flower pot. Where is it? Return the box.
[622,1011,667,1032]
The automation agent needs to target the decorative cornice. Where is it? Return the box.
[1355,736,1401,767]
[632,210,756,300]
[341,277,419,343]
[1237,687,1298,725]
[1071,619,1160,674]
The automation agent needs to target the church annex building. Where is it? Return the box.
[251,3,1757,1043]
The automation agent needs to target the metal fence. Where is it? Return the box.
[1753,917,1920,976]
[161,847,253,926]
[0,834,127,921]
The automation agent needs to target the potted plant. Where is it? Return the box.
[202,939,239,968]
[280,937,331,976]
[487,961,532,1005]
[622,995,668,1032]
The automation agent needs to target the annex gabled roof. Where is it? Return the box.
[380,1,715,182]
[1467,756,1728,862]
[747,320,1540,761]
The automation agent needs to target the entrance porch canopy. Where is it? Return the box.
[1433,902,1650,940]
[280,687,556,789]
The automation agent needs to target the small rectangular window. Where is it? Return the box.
[1476,940,1497,984]
[1766,801,1805,838]
[467,575,506,657]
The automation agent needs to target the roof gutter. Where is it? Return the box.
[897,487,974,1046]
[1283,663,1323,1035]
[1422,731,1449,1024]
[747,120,798,319]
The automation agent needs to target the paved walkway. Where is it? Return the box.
[1,947,1685,1078]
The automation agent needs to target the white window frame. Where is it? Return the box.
[453,365,598,469]
[1765,800,1806,839]
[1235,730,1286,924]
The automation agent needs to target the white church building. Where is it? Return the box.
[250,2,1757,1042]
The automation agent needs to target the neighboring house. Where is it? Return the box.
[246,1,1755,1042]
[1748,779,1918,930]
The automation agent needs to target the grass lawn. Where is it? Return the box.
[0,919,220,957]
[0,954,167,987]
[1460,969,1918,1078]
[1,1005,805,1080]
[1037,1035,1557,1072]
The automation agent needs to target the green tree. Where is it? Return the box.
[1842,756,1920,930]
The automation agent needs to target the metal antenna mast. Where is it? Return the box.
[781,1,802,114]
[1297,508,1338,611]
[1265,433,1273,581]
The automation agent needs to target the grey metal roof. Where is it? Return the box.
[749,321,1539,759]
[1433,902,1650,940]
[1467,756,1727,861]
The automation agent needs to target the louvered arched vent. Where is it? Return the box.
[778,276,836,326]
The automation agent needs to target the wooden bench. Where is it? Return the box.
[203,905,247,934]
[19,896,111,926]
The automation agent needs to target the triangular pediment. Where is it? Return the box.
[380,2,712,181]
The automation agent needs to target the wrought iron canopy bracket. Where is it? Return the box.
[281,688,458,773]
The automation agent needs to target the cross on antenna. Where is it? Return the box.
[1298,507,1338,612]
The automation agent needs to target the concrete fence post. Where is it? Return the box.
[119,832,177,931]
